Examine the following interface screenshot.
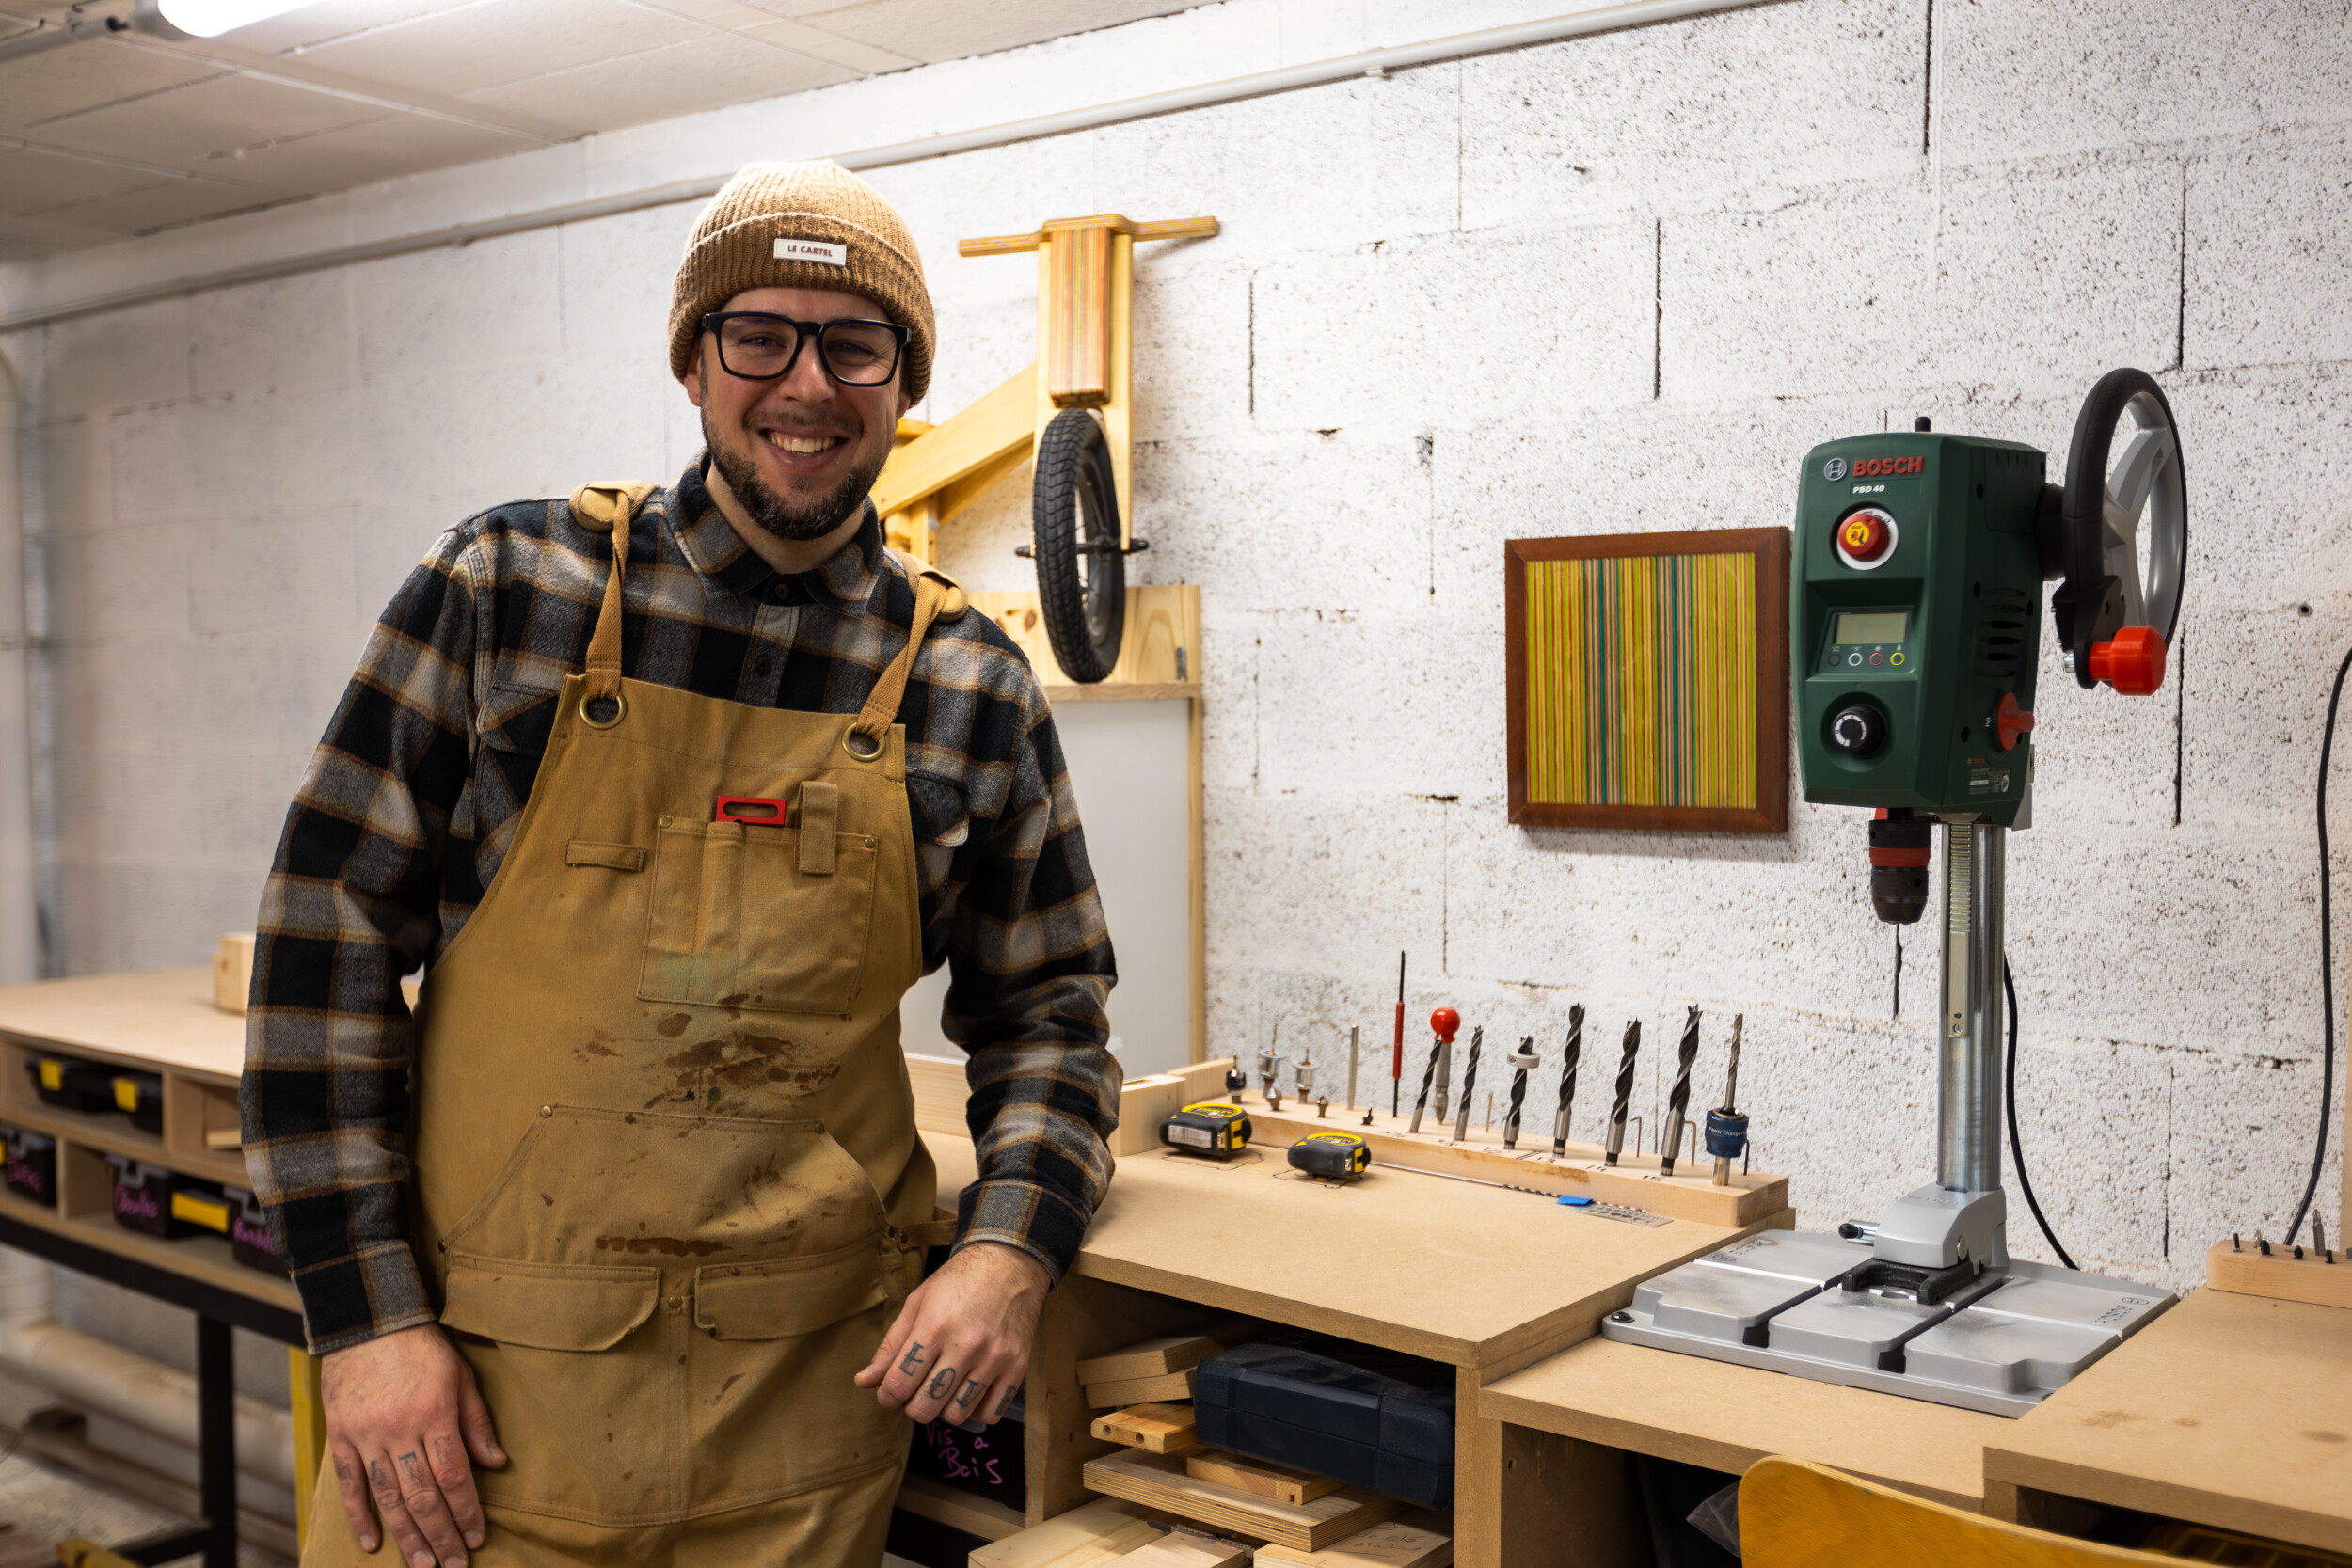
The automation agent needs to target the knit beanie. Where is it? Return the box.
[667,161,934,404]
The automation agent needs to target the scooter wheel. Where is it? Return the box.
[1030,407,1126,683]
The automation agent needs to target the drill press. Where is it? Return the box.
[1603,370,2185,1415]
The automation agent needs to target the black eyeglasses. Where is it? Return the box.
[701,312,909,386]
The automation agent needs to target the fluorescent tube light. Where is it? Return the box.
[154,0,311,36]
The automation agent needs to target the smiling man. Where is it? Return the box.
[241,162,1121,1568]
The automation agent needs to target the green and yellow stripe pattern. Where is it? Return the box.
[1525,552,1756,809]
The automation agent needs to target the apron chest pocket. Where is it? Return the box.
[638,802,880,1014]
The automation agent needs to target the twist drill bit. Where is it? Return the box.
[1660,1006,1700,1177]
[1346,1025,1359,1111]
[1604,1020,1641,1166]
[1263,1022,1282,1111]
[1553,1005,1584,1157]
[1452,1027,1484,1142]
[1502,1038,1539,1149]
[1409,1008,1457,1134]
[1434,1028,1454,1123]
[1708,1013,1747,1186]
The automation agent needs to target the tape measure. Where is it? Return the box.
[1287,1132,1371,1180]
[1160,1102,1251,1159]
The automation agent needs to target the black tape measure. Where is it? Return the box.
[1287,1132,1371,1180]
[1160,1101,1251,1159]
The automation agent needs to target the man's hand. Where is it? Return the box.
[855,1241,1049,1426]
[321,1323,506,1568]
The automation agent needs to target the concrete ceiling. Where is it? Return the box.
[0,0,1189,261]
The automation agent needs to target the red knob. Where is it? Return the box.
[1995,692,2035,752]
[2088,626,2168,696]
[1836,508,1895,564]
[1429,1007,1460,1040]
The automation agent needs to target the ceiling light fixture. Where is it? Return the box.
[150,0,312,38]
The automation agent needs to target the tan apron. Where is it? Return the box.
[305,485,957,1566]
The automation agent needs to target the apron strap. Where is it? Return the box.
[571,482,657,706]
[891,1219,959,1249]
[849,554,966,749]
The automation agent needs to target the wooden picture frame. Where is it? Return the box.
[1506,528,1789,833]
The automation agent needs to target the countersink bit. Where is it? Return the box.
[1409,1008,1458,1134]
[1660,1006,1700,1177]
[1502,1037,1540,1149]
[1604,1020,1641,1166]
[1295,1047,1312,1106]
[1452,1027,1485,1143]
[1553,1006,1585,1157]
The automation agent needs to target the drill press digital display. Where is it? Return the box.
[1604,370,2187,1415]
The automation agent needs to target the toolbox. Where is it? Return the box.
[2,1126,56,1208]
[107,1157,231,1242]
[27,1053,117,1116]
[1195,1332,1455,1509]
[225,1187,287,1275]
[109,1071,164,1135]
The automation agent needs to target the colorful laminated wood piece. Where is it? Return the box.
[1523,549,1756,811]
[1046,225,1114,407]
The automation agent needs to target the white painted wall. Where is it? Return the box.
[1,0,2346,1291]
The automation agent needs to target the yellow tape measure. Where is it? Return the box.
[1159,1101,1251,1160]
[1288,1132,1371,1180]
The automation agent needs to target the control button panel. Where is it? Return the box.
[1820,608,1914,673]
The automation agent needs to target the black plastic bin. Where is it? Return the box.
[28,1054,115,1116]
[107,1157,230,1242]
[225,1186,287,1275]
[109,1071,164,1135]
[2,1125,56,1208]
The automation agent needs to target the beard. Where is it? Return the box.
[705,412,889,543]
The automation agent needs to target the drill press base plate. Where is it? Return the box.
[1599,1230,2175,1418]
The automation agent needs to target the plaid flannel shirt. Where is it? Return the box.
[241,457,1120,1354]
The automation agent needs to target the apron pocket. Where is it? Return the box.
[639,818,881,1013]
[441,1256,660,1349]
[693,1236,889,1340]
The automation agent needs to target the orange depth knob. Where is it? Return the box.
[1995,692,2035,752]
[1429,1007,1460,1041]
[2089,626,2168,696]
[1836,508,1894,564]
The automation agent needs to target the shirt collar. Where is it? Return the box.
[668,453,893,614]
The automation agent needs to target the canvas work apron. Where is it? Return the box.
[304,483,957,1566]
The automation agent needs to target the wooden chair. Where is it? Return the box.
[1740,1455,2179,1568]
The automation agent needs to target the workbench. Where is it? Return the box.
[0,968,306,1568]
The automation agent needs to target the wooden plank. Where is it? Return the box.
[1088,1368,1195,1408]
[1091,1403,1199,1455]
[1028,1273,1218,1526]
[1479,1334,2004,1513]
[2203,1237,2352,1309]
[905,1052,969,1140]
[973,587,1200,691]
[1082,1449,1398,1552]
[1184,1449,1341,1506]
[1111,1532,1250,1568]
[0,1179,297,1313]
[869,364,1035,519]
[1108,1075,1193,1159]
[1077,1333,1223,1385]
[1985,1288,2352,1555]
[0,970,246,1083]
[895,1471,1025,1542]
[212,933,254,1015]
[969,1496,1159,1568]
[1255,1518,1454,1568]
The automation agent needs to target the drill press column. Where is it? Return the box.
[1939,821,2006,1214]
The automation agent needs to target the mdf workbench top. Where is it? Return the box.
[0,968,241,1082]
[1479,1333,2009,1512]
[1984,1287,2352,1554]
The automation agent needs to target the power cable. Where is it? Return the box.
[2290,645,2352,1247]
[2004,957,2077,1269]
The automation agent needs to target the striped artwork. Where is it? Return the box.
[1523,551,1757,809]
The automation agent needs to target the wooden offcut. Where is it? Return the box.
[1082,1449,1399,1552]
[1112,1531,1252,1568]
[969,1497,1160,1568]
[2202,1237,2352,1309]
[1087,1368,1196,1408]
[212,932,255,1015]
[1091,1402,1200,1455]
[1184,1448,1342,1506]
[1078,1333,1223,1385]
[1254,1518,1456,1568]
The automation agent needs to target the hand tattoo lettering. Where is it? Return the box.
[333,1454,358,1485]
[432,1434,464,1471]
[398,1450,428,1486]
[898,1341,927,1375]
[926,1366,957,1401]
[955,1377,984,1409]
[368,1458,394,1495]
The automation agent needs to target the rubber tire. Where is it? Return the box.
[1030,407,1126,684]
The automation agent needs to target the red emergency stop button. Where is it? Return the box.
[2089,626,2168,696]
[1836,507,1897,569]
[1996,692,2034,752]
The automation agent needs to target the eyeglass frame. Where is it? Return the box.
[698,310,912,387]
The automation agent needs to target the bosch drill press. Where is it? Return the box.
[1603,370,2185,1415]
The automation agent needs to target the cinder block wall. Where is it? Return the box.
[4,0,2347,1291]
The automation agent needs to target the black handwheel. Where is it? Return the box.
[1031,406,1126,683]
[2053,368,2186,688]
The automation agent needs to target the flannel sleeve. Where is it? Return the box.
[239,533,484,1354]
[941,702,1122,1283]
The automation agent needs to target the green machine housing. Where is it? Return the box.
[1791,431,2048,825]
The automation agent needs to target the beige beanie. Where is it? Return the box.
[667,161,934,403]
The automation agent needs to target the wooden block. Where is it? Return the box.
[969,1497,1159,1568]
[1087,1369,1195,1408]
[1112,1532,1251,1568]
[1184,1449,1342,1506]
[1081,1448,1399,1552]
[904,1053,968,1139]
[1110,1074,1194,1158]
[1090,1402,1199,1455]
[1254,1519,1454,1568]
[2203,1237,2352,1309]
[1077,1334,1222,1385]
[1166,1058,1237,1101]
[212,933,255,1015]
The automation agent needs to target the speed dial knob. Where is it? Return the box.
[1828,705,1887,757]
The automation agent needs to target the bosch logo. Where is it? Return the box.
[1851,455,1926,478]
[1823,457,1848,482]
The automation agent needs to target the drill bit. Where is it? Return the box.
[1408,1009,1456,1134]
[1604,1020,1641,1166]
[1434,1029,1454,1123]
[1553,1006,1584,1157]
[1502,1037,1539,1149]
[1263,1022,1282,1111]
[1708,1013,1747,1187]
[1294,1046,1312,1106]
[1346,1024,1359,1111]
[1660,1006,1700,1177]
[1452,1027,1484,1142]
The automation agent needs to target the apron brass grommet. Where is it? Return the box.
[842,726,882,761]
[579,691,627,730]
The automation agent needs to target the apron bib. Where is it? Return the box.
[304,486,953,1566]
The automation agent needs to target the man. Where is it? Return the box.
[242,161,1120,1568]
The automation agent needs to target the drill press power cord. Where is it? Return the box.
[2296,642,2352,1250]
[2003,958,2078,1270]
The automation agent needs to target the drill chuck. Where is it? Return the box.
[1867,811,1932,925]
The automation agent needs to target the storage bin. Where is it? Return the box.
[1,1126,56,1208]
[225,1187,286,1275]
[107,1157,230,1242]
[109,1072,164,1135]
[27,1054,115,1116]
